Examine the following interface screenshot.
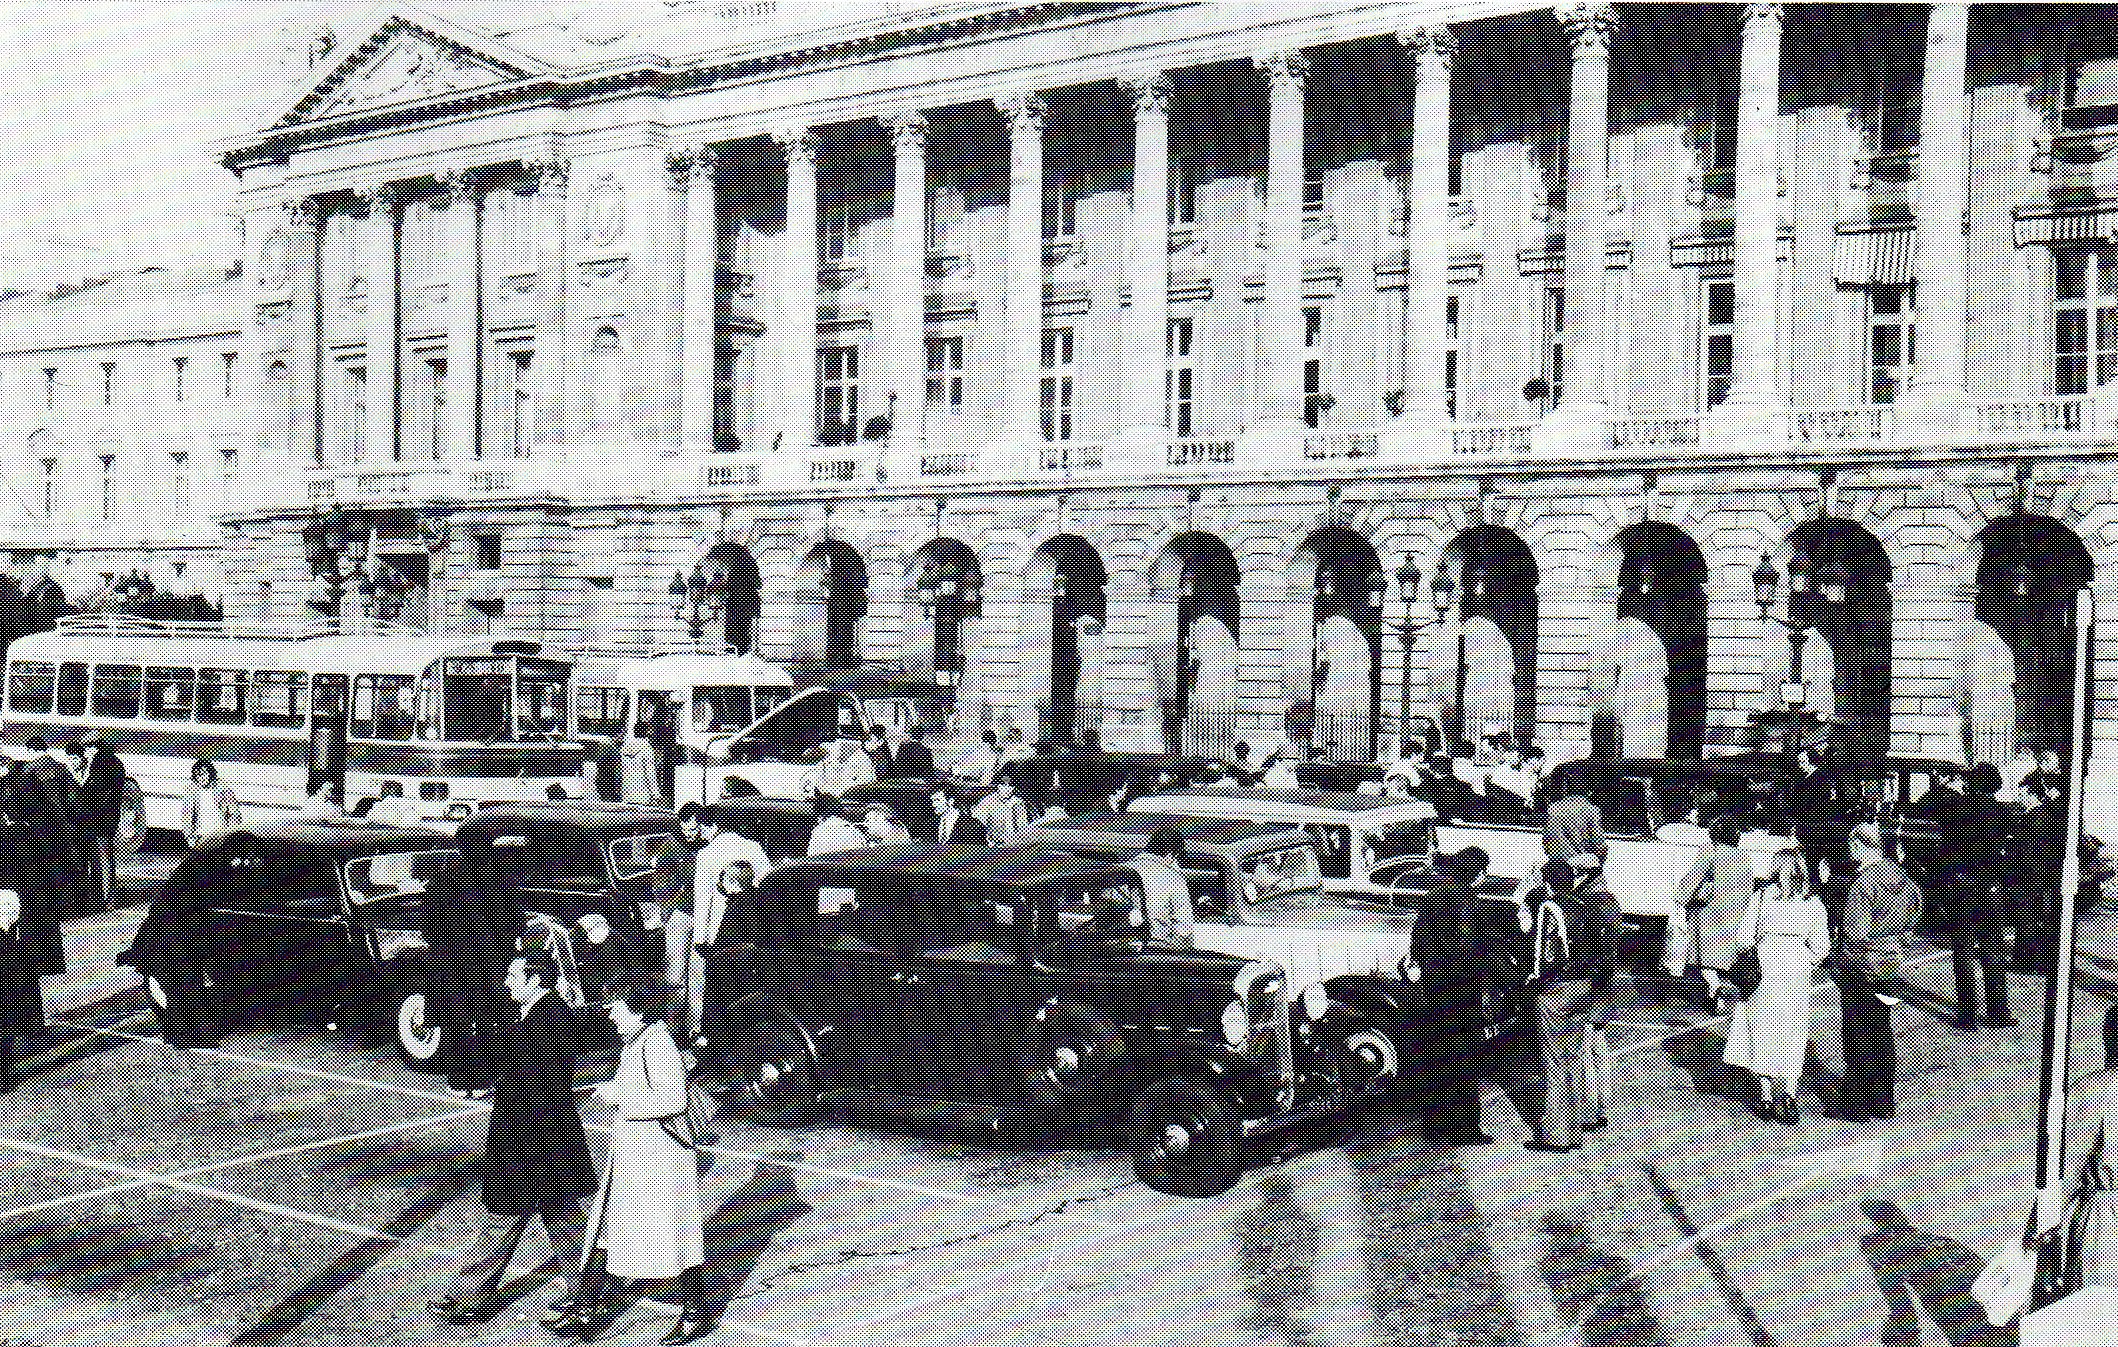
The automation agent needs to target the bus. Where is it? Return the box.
[568,648,794,803]
[3,615,585,830]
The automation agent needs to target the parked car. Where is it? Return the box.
[119,820,457,1058]
[1126,789,1442,902]
[995,749,1223,814]
[1030,812,1545,1056]
[697,842,1424,1196]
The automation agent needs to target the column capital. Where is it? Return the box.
[1253,49,1311,94]
[1119,72,1174,120]
[995,91,1048,138]
[882,110,928,157]
[434,165,479,205]
[1397,24,1459,71]
[526,156,570,198]
[1556,0,1617,55]
[1742,2,1784,29]
[772,126,820,168]
[287,196,330,231]
[352,182,398,216]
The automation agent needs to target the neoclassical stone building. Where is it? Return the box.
[18,0,2118,767]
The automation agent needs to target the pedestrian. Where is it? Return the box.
[430,950,599,1328]
[950,729,1002,785]
[1407,847,1495,1146]
[998,726,1035,768]
[1544,784,1608,866]
[1128,826,1194,949]
[1262,753,1300,790]
[685,858,764,1046]
[974,777,1032,845]
[367,779,422,828]
[931,786,986,849]
[14,738,76,915]
[806,798,866,856]
[2059,1005,2118,1291]
[1784,746,1834,869]
[1525,854,1621,1153]
[1667,814,1756,1006]
[890,724,935,779]
[652,804,710,983]
[1834,823,1923,1123]
[181,759,243,851]
[555,978,712,1344]
[421,853,524,1098]
[1722,848,1831,1125]
[1942,763,2016,1030]
[861,803,913,847]
[0,887,47,1092]
[804,730,876,800]
[74,730,125,912]
[303,779,348,818]
[620,723,663,806]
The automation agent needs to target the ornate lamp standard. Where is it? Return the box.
[669,558,725,643]
[1751,549,1849,751]
[1385,557,1455,760]
[916,561,981,689]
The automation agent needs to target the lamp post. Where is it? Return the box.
[1385,556,1455,760]
[1753,549,1849,750]
[669,558,725,643]
[917,563,981,689]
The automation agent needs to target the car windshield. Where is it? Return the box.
[345,850,456,905]
[1239,846,1321,904]
[607,832,674,882]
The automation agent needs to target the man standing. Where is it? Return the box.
[1836,824,1923,1122]
[651,804,710,977]
[974,778,1032,845]
[889,725,935,779]
[1128,827,1194,949]
[1526,854,1621,1153]
[1941,764,2015,1030]
[1407,847,1495,1146]
[76,730,125,910]
[931,787,986,850]
[430,951,598,1326]
[16,738,76,908]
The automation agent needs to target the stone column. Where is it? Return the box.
[1721,2,1784,415]
[356,184,399,465]
[883,112,929,454]
[1400,26,1457,424]
[1254,51,1310,435]
[773,128,821,455]
[1904,2,1969,414]
[996,92,1049,449]
[675,147,719,455]
[1120,73,1173,440]
[288,198,326,469]
[1555,1,1614,422]
[527,155,570,455]
[435,167,482,460]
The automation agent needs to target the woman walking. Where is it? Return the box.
[619,725,664,807]
[182,760,242,850]
[2060,1005,2118,1290]
[1723,849,1831,1124]
[554,978,709,1344]
[1667,815,1757,1007]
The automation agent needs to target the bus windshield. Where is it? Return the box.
[439,655,570,743]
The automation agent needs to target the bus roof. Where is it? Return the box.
[572,650,791,692]
[6,629,566,677]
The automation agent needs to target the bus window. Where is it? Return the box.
[368,675,416,741]
[56,664,86,717]
[576,687,629,740]
[754,687,788,718]
[517,660,568,738]
[692,686,755,733]
[251,670,308,729]
[352,676,377,738]
[442,658,511,742]
[7,663,54,715]
[145,668,196,721]
[92,665,143,719]
[198,669,247,724]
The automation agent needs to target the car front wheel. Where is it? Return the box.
[1339,1021,1403,1091]
[393,987,443,1066]
[1129,1078,1240,1197]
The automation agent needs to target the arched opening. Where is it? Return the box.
[905,538,984,688]
[1593,523,1709,759]
[1436,526,1538,751]
[1784,518,1892,758]
[792,539,868,671]
[1973,515,2095,766]
[1023,536,1108,744]
[1148,532,1242,758]
[1289,526,1384,762]
[704,543,762,654]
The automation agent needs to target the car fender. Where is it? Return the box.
[1120,1029,1276,1108]
[722,992,827,1071]
[1319,973,1421,1028]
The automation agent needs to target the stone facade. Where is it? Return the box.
[11,1,2118,769]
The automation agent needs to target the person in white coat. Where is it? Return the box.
[562,978,709,1344]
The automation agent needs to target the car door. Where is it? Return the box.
[891,888,1044,1104]
[204,852,364,1002]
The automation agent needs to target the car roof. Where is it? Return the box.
[457,802,677,845]
[195,820,454,862]
[1034,812,1311,848]
[1135,787,1438,818]
[1552,758,1776,784]
[764,841,1135,894]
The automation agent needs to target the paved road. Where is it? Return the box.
[0,930,2071,1347]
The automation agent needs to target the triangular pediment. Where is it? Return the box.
[277,13,539,128]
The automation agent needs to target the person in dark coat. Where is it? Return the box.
[888,726,935,779]
[17,738,79,917]
[76,730,126,911]
[1406,847,1495,1146]
[119,840,222,1048]
[1835,824,1923,1122]
[0,887,47,1092]
[432,949,599,1326]
[421,854,525,1096]
[1941,764,2016,1030]
[930,787,987,850]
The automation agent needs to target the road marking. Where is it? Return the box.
[0,1133,465,1256]
[46,1016,990,1206]
[0,1105,486,1222]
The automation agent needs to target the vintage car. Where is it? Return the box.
[118,820,457,1059]
[1126,789,1442,902]
[1028,812,1546,1053]
[996,750,1224,814]
[697,842,1443,1196]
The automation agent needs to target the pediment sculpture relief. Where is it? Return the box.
[307,34,511,119]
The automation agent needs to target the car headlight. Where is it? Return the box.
[1221,999,1252,1047]
[446,802,473,821]
[376,930,427,961]
[1301,982,1330,1021]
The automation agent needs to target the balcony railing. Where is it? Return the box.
[1034,441,1103,475]
[1166,438,1237,468]
[1612,416,1701,449]
[916,449,979,478]
[1793,406,1892,445]
[1975,396,2091,437]
[1303,432,1381,461]
[1451,422,1536,455]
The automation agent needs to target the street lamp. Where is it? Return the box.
[1385,557,1455,761]
[1753,550,1848,714]
[669,559,725,642]
[916,560,981,688]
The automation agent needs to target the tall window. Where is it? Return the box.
[1168,157,1197,227]
[1040,328,1075,442]
[1165,317,1196,436]
[1539,287,1566,413]
[346,365,368,462]
[2066,58,2118,131]
[101,363,115,406]
[1702,275,1734,409]
[220,446,238,498]
[173,356,188,402]
[170,451,189,520]
[1303,307,1324,428]
[1869,284,1915,404]
[1445,294,1460,419]
[43,368,56,410]
[1042,175,1077,242]
[221,352,236,398]
[509,350,533,457]
[1302,168,1326,221]
[2056,249,2118,396]
[817,347,860,440]
[820,198,866,264]
[925,336,964,408]
[425,357,448,460]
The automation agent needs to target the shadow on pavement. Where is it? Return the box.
[1858,1197,2016,1347]
[1538,1210,1672,1347]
